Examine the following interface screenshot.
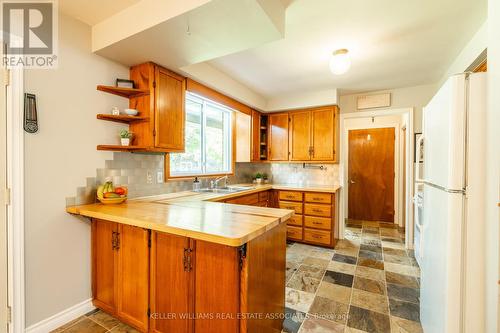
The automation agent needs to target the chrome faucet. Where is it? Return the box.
[210,175,229,189]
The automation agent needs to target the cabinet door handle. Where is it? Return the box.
[183,248,193,272]
[115,232,120,250]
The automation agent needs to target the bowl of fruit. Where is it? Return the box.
[97,181,128,204]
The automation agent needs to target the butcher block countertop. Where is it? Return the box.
[67,183,340,247]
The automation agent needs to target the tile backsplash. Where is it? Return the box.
[66,153,340,206]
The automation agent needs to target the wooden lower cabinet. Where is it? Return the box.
[277,190,338,248]
[223,190,270,207]
[92,217,286,333]
[91,219,149,332]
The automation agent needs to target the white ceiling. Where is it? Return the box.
[209,0,487,96]
[59,0,140,26]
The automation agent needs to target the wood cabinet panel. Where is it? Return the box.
[150,232,192,333]
[116,224,149,332]
[279,191,303,202]
[304,216,331,230]
[287,214,303,226]
[287,226,303,241]
[155,67,185,151]
[195,241,239,333]
[258,191,269,202]
[311,107,335,161]
[289,111,311,160]
[304,203,332,217]
[304,229,331,246]
[236,112,251,162]
[304,192,332,204]
[92,219,117,314]
[251,110,262,161]
[268,113,289,161]
[226,193,259,205]
[279,201,303,214]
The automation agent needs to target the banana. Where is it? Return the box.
[97,185,104,199]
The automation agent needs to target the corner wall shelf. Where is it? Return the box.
[97,85,149,98]
[97,114,148,124]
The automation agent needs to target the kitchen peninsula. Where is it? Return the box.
[68,185,296,333]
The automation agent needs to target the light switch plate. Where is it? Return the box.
[157,171,164,183]
[146,171,153,184]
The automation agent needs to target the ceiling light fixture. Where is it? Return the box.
[329,49,351,75]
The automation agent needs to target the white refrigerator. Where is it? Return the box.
[419,73,486,333]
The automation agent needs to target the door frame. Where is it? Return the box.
[6,66,25,333]
[339,108,414,249]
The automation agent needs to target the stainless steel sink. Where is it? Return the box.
[195,186,253,194]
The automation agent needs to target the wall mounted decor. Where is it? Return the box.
[24,93,38,133]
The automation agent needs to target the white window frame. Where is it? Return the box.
[170,92,233,177]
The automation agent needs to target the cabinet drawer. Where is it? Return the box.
[287,214,303,227]
[304,229,331,246]
[279,191,303,202]
[287,226,303,241]
[304,216,331,230]
[226,193,259,205]
[304,192,332,204]
[258,191,269,202]
[279,201,303,214]
[304,203,331,217]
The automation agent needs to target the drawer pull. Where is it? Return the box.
[313,197,322,201]
[312,209,323,213]
[312,234,322,239]
[313,221,321,225]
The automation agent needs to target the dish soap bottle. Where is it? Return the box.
[193,177,201,191]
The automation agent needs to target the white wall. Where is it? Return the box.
[439,22,487,85]
[339,83,438,133]
[486,2,500,330]
[24,14,129,326]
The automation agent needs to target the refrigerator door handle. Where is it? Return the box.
[417,180,466,194]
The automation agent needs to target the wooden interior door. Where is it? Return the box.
[311,107,335,161]
[289,111,311,160]
[348,128,395,222]
[150,232,193,333]
[92,219,117,314]
[155,67,185,151]
[268,113,289,161]
[116,224,150,332]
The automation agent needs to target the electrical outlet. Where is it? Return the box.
[146,171,153,184]
[157,171,164,183]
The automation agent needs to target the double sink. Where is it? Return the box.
[194,185,255,194]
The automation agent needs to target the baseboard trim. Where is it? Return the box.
[25,299,95,333]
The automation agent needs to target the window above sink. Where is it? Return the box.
[169,92,234,178]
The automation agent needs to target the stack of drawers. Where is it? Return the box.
[279,190,336,248]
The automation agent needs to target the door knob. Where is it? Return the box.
[350,179,355,184]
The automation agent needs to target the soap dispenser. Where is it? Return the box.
[193,177,201,191]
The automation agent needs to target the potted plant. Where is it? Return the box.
[119,129,133,146]
[262,173,269,184]
[255,172,263,184]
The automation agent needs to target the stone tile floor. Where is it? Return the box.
[53,220,422,333]
[51,309,139,333]
[283,220,423,333]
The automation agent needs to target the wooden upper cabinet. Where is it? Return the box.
[311,107,336,161]
[236,112,251,162]
[127,62,185,153]
[155,67,185,151]
[251,110,261,161]
[268,113,289,161]
[289,111,312,160]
